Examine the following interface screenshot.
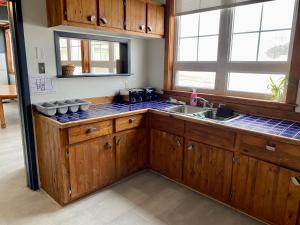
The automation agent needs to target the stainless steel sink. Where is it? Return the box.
[165,105,207,114]
[192,109,240,122]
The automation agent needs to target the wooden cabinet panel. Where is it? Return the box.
[147,3,164,35]
[116,128,147,180]
[232,155,300,225]
[68,135,115,199]
[68,120,113,144]
[184,140,233,202]
[186,122,236,150]
[240,133,300,171]
[125,0,147,33]
[99,0,124,29]
[65,0,97,24]
[115,114,145,132]
[149,129,183,181]
[150,113,185,136]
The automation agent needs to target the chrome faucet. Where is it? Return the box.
[196,97,212,109]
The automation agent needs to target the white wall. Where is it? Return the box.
[22,0,148,103]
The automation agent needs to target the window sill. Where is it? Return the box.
[163,90,299,120]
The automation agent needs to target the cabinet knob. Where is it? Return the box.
[147,26,153,32]
[117,138,122,145]
[100,17,108,24]
[176,138,181,147]
[88,15,96,22]
[139,25,145,31]
[105,142,113,150]
[291,177,300,186]
[86,127,97,133]
[187,144,194,151]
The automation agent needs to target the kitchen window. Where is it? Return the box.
[174,0,297,102]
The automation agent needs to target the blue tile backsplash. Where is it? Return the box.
[227,115,300,141]
[49,101,300,141]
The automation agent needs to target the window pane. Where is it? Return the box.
[231,33,259,61]
[74,66,82,75]
[199,10,220,36]
[198,36,218,61]
[175,71,216,89]
[59,38,68,61]
[261,0,295,31]
[178,38,198,61]
[91,40,109,61]
[70,39,81,61]
[228,73,286,94]
[114,43,120,61]
[258,30,291,61]
[179,13,199,38]
[233,3,262,33]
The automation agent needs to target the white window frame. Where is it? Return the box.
[173,0,299,100]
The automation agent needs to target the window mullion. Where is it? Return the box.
[215,8,232,95]
[256,4,264,61]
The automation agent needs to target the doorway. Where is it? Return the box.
[0,0,39,190]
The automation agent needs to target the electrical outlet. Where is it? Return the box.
[38,63,46,74]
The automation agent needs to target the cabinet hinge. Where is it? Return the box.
[65,151,69,158]
[69,188,72,196]
[64,9,67,17]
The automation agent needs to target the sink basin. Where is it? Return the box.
[192,109,240,122]
[166,105,207,114]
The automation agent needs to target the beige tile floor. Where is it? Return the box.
[0,102,264,225]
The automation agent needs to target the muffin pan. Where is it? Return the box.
[35,99,90,116]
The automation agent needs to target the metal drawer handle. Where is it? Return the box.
[147,26,153,32]
[266,144,276,152]
[86,127,97,133]
[100,17,108,24]
[291,177,300,186]
[176,138,182,147]
[187,144,194,151]
[116,138,122,145]
[129,118,136,123]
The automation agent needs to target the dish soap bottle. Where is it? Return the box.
[190,89,198,106]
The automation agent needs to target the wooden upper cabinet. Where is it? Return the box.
[147,3,164,35]
[232,155,300,225]
[125,0,147,33]
[184,140,233,203]
[65,0,98,24]
[68,135,115,200]
[99,0,124,29]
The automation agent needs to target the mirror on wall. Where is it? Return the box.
[54,32,131,77]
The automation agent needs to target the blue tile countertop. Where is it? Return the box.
[50,101,175,123]
[227,115,300,141]
[49,101,300,141]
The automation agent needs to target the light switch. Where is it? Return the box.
[38,63,46,74]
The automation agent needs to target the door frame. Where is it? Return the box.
[7,0,39,190]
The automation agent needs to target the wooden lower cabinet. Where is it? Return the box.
[149,129,183,181]
[115,128,147,180]
[232,155,300,225]
[183,140,234,203]
[68,135,115,200]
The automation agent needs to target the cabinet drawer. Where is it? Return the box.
[186,122,236,150]
[68,120,113,144]
[115,114,145,132]
[240,134,300,171]
[150,113,184,136]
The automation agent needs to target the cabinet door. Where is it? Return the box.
[116,128,147,180]
[99,0,124,29]
[125,0,147,33]
[232,155,300,225]
[149,129,183,181]
[147,3,164,35]
[65,0,97,24]
[184,140,233,202]
[68,135,115,199]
